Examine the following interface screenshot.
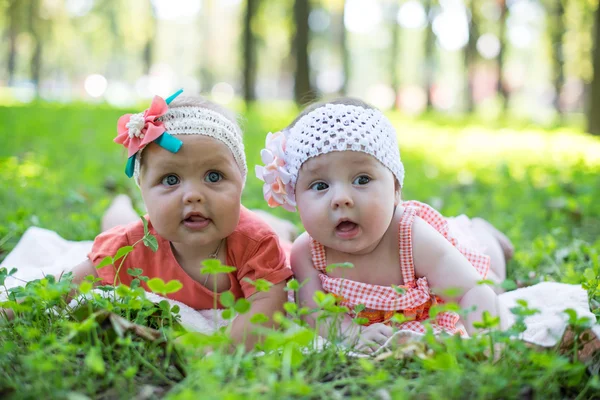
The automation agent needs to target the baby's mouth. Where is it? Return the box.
[185,215,208,223]
[336,220,358,232]
[183,213,211,230]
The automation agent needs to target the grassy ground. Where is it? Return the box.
[1,102,600,398]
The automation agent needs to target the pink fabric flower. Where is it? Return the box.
[114,95,169,157]
[255,131,297,212]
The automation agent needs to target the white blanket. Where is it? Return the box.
[2,227,599,348]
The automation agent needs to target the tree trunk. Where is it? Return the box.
[548,0,565,116]
[340,1,349,95]
[143,2,157,75]
[143,40,153,75]
[497,0,509,111]
[293,0,314,104]
[28,0,42,96]
[103,0,123,79]
[587,2,600,135]
[464,0,478,112]
[7,0,18,86]
[424,0,435,110]
[243,0,259,103]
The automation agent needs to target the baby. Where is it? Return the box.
[257,98,512,352]
[4,90,293,349]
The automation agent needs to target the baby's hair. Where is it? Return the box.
[286,97,375,131]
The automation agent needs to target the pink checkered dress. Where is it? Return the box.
[310,201,490,336]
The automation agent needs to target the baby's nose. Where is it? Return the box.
[331,187,354,209]
[183,182,205,203]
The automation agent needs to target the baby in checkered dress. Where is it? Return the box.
[256,98,514,353]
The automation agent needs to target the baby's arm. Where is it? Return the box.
[412,216,500,335]
[1,259,99,321]
[70,259,100,286]
[229,281,287,350]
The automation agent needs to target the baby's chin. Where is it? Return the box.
[321,237,362,252]
[327,235,384,256]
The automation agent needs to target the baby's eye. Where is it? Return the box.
[310,182,329,191]
[205,171,223,183]
[353,175,371,185]
[161,174,180,186]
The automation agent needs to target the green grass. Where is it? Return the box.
[1,103,600,398]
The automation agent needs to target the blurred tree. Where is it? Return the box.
[5,0,20,85]
[251,0,294,101]
[94,0,126,79]
[293,0,315,104]
[561,0,595,120]
[338,0,349,95]
[464,0,480,112]
[243,0,259,103]
[496,0,509,111]
[424,0,436,110]
[28,0,43,96]
[546,0,566,116]
[142,1,157,75]
[588,1,600,135]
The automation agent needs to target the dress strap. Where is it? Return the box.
[309,236,328,272]
[399,206,418,286]
[401,200,490,279]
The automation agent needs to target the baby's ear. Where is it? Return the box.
[394,182,401,206]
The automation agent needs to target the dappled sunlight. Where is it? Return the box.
[388,115,600,182]
[84,74,108,98]
[344,0,382,34]
[1,155,45,183]
[151,0,202,21]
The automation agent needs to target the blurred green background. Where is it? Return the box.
[1,0,600,127]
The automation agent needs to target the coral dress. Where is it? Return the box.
[309,201,490,336]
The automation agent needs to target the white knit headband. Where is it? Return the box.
[256,103,404,211]
[134,106,247,186]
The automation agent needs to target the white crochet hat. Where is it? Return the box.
[256,103,404,211]
[132,106,247,185]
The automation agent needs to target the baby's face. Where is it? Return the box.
[295,151,400,255]
[139,135,243,256]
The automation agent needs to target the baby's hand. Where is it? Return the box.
[354,323,394,354]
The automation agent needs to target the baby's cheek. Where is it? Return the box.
[217,202,241,232]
